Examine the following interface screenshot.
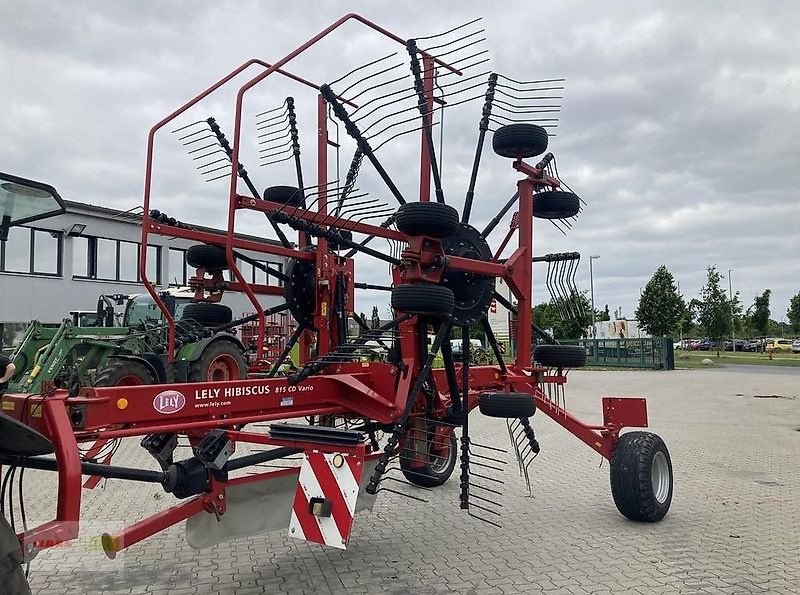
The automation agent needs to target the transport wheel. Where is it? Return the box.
[532,191,581,219]
[391,283,454,316]
[400,428,458,487]
[186,244,228,270]
[182,303,233,326]
[394,202,460,238]
[263,185,304,206]
[188,340,247,382]
[492,123,549,159]
[533,344,587,368]
[94,359,155,386]
[610,431,673,522]
[478,392,536,418]
[0,515,30,595]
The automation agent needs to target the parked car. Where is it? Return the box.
[793,339,800,354]
[765,338,794,353]
[724,339,747,351]
[743,339,762,352]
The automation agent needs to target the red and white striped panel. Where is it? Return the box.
[288,451,364,549]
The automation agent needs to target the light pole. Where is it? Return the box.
[728,269,734,352]
[589,255,601,339]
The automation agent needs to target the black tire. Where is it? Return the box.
[182,303,233,326]
[533,191,581,220]
[0,515,30,595]
[610,431,673,522]
[533,344,587,368]
[479,392,536,418]
[94,359,156,387]
[263,185,304,206]
[186,244,228,271]
[492,123,549,159]
[188,340,247,382]
[400,430,458,488]
[391,283,454,316]
[395,202,460,238]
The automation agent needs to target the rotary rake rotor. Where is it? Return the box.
[0,14,673,583]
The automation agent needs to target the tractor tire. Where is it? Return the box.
[610,431,673,522]
[94,359,156,387]
[186,244,228,271]
[395,202,460,238]
[263,185,304,206]
[182,303,233,326]
[400,429,458,487]
[533,191,581,220]
[479,392,536,418]
[492,123,549,159]
[391,283,454,316]
[533,344,587,368]
[188,340,248,382]
[0,515,30,595]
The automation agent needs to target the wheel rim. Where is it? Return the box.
[651,450,671,504]
[116,375,144,386]
[207,354,240,381]
[428,433,455,475]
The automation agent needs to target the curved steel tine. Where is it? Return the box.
[329,51,398,87]
[372,119,441,152]
[177,127,210,142]
[339,61,404,99]
[347,73,412,108]
[315,193,372,225]
[257,127,292,144]
[255,108,289,126]
[254,101,289,118]
[426,36,487,61]
[421,27,486,53]
[171,119,207,133]
[256,116,289,132]
[260,153,296,168]
[258,145,293,161]
[192,148,227,162]
[344,207,396,231]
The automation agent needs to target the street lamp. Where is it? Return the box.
[728,269,735,352]
[589,255,601,339]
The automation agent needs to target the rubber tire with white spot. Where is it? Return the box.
[186,245,228,271]
[533,344,587,368]
[390,284,454,316]
[492,123,549,159]
[610,431,673,522]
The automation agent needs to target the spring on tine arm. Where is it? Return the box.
[462,73,498,224]
[407,39,446,203]
[321,84,406,206]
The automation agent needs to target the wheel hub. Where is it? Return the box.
[440,223,495,325]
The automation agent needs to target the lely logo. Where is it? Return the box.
[153,390,185,415]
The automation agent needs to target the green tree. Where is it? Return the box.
[750,289,771,335]
[635,266,685,337]
[534,291,592,340]
[597,304,611,322]
[788,292,800,334]
[698,266,734,355]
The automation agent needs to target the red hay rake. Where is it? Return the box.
[1,13,672,571]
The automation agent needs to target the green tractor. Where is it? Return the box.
[7,287,249,396]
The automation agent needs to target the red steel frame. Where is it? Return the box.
[1,13,650,561]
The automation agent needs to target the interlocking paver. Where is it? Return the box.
[6,368,798,593]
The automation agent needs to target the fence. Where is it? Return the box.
[562,337,674,370]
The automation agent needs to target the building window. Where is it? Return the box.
[118,240,138,282]
[73,236,161,284]
[269,263,283,287]
[168,248,187,286]
[0,226,61,276]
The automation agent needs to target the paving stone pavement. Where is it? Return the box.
[9,368,800,594]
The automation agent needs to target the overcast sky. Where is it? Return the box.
[1,1,798,327]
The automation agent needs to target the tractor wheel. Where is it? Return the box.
[188,340,247,382]
[182,303,233,326]
[533,191,581,219]
[533,344,587,368]
[479,392,536,418]
[395,202,460,238]
[0,515,30,595]
[400,428,458,487]
[610,431,673,522]
[94,359,156,386]
[186,244,228,270]
[492,123,549,159]
[391,283,454,316]
[263,185,304,206]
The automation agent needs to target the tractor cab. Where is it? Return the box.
[122,288,195,326]
[0,171,65,242]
